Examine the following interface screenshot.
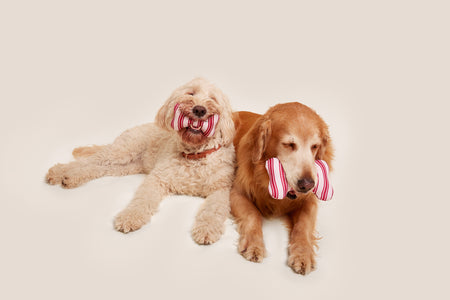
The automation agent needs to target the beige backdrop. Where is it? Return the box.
[1,1,449,299]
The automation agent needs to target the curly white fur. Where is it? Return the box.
[46,78,236,244]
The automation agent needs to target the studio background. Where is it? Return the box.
[1,1,449,299]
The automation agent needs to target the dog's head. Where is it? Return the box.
[155,78,235,149]
[251,102,333,199]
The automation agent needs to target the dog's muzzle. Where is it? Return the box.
[265,158,334,201]
[171,103,219,137]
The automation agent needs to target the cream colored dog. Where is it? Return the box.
[46,78,235,244]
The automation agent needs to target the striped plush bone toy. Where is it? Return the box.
[265,157,333,201]
[171,103,219,137]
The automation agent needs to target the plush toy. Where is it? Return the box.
[171,103,219,137]
[265,157,333,201]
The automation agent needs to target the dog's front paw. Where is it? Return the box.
[238,236,266,263]
[288,251,316,275]
[46,164,65,185]
[191,220,224,245]
[114,208,150,233]
[46,163,87,188]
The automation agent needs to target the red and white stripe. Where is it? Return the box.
[265,158,289,200]
[312,160,334,201]
[170,103,219,137]
[265,158,334,201]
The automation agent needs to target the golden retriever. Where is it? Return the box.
[46,78,235,245]
[231,102,334,274]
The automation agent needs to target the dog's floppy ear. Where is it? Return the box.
[155,101,171,130]
[252,117,272,163]
[316,126,334,171]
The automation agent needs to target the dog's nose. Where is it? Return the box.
[297,178,315,193]
[192,105,207,117]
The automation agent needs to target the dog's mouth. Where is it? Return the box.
[187,127,202,135]
[188,122,203,132]
[286,187,314,199]
[171,103,220,145]
[184,118,211,136]
[287,187,313,199]
[286,190,297,200]
[180,126,208,145]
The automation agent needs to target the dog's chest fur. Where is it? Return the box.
[144,140,235,197]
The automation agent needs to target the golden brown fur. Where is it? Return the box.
[231,102,334,274]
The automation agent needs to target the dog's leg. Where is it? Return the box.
[46,124,154,188]
[287,196,318,275]
[191,189,230,245]
[114,173,168,233]
[71,123,153,166]
[46,160,144,188]
[230,187,266,262]
[72,145,106,159]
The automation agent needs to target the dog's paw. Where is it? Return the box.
[238,237,266,263]
[46,163,87,188]
[288,251,316,275]
[191,220,224,245]
[46,164,65,185]
[114,208,150,233]
[60,174,86,189]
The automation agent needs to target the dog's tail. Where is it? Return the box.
[72,145,106,159]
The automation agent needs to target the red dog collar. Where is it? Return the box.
[182,146,221,160]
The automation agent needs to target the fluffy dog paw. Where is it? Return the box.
[288,252,316,275]
[46,163,87,188]
[238,237,266,263]
[61,175,85,189]
[46,164,65,185]
[114,208,150,233]
[191,220,224,245]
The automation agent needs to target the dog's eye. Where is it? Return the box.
[186,92,194,96]
[283,142,297,150]
[311,144,319,151]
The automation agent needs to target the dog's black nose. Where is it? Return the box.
[297,178,315,193]
[193,105,207,117]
